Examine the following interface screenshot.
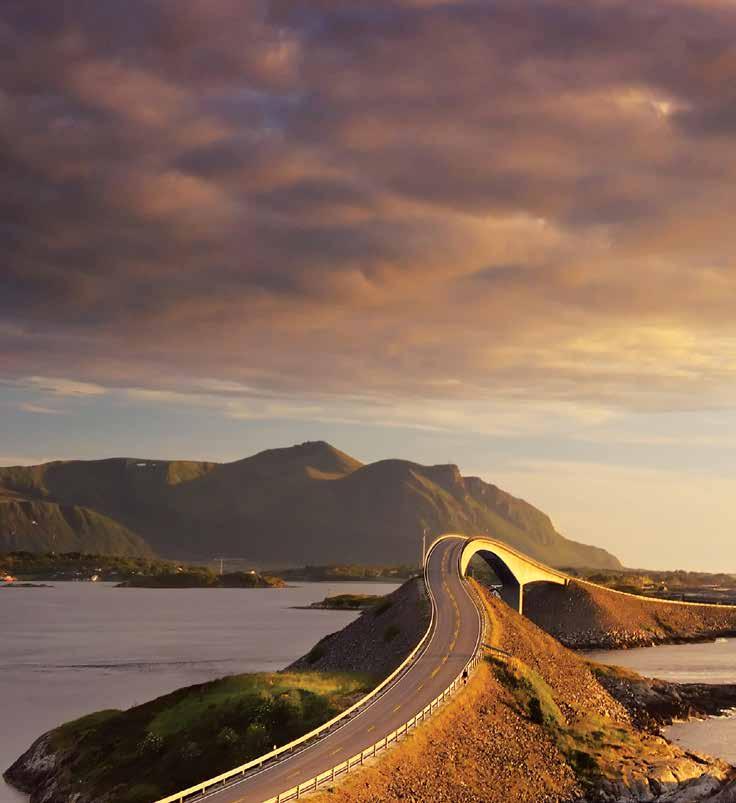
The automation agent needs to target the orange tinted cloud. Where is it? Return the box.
[3,0,736,412]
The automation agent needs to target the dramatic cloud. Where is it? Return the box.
[3,0,736,415]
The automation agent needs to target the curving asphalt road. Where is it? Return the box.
[197,535,482,803]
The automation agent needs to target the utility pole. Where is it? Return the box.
[213,556,246,576]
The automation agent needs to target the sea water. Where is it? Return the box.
[588,639,736,764]
[0,580,399,802]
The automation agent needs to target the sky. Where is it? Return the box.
[2,0,736,571]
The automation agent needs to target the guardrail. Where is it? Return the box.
[153,531,736,803]
[262,642,486,803]
[460,533,736,612]
[261,560,489,803]
[154,541,449,803]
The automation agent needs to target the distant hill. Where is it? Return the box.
[0,442,621,568]
[0,496,154,557]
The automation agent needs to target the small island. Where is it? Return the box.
[274,564,416,582]
[0,552,284,589]
[304,593,386,610]
[118,570,285,589]
[1,581,52,588]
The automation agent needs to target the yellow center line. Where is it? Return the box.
[392,703,402,712]
[330,747,342,757]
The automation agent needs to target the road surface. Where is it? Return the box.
[198,535,482,803]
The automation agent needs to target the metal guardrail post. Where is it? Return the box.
[153,553,439,803]
[155,538,493,803]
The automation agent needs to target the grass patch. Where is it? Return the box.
[489,655,637,787]
[55,710,122,748]
[313,594,385,610]
[47,670,374,803]
[490,656,565,730]
[587,660,644,683]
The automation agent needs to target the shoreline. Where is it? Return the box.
[592,663,736,734]
[6,581,736,803]
[577,631,736,652]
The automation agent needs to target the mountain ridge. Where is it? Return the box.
[0,441,621,569]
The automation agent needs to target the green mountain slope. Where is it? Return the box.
[0,442,620,568]
[0,497,155,557]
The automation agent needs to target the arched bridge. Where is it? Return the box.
[157,533,736,803]
[459,536,569,614]
[168,534,574,803]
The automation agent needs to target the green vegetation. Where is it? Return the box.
[567,566,736,588]
[0,441,621,569]
[0,551,175,581]
[119,570,285,589]
[0,552,284,588]
[587,661,645,684]
[490,655,636,786]
[0,498,153,557]
[46,670,374,803]
[564,566,736,603]
[491,657,564,730]
[276,564,416,581]
[309,593,385,610]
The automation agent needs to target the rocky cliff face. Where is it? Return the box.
[304,584,736,803]
[593,664,736,735]
[4,733,69,803]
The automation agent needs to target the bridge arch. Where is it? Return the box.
[459,536,568,614]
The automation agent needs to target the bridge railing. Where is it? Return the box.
[154,545,446,803]
[261,641,487,803]
[257,550,489,803]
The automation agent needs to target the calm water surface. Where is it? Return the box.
[588,639,736,764]
[0,580,399,802]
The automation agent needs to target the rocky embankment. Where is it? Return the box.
[289,578,429,679]
[307,583,736,803]
[4,732,59,801]
[524,580,736,650]
[593,663,736,733]
[9,575,736,803]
